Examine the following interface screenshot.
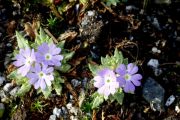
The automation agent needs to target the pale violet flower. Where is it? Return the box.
[27,63,54,90]
[13,48,36,76]
[93,68,119,97]
[36,43,63,66]
[116,63,142,93]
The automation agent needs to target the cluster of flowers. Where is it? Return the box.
[13,43,63,90]
[93,63,142,97]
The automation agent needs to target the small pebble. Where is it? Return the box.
[175,105,180,113]
[165,95,175,107]
[152,47,161,54]
[53,107,62,118]
[154,68,162,76]
[70,115,78,120]
[71,79,81,88]
[3,83,13,92]
[0,76,5,86]
[49,115,56,120]
[87,11,95,16]
[9,87,19,97]
[147,59,159,68]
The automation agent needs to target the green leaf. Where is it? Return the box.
[42,86,52,99]
[53,76,64,95]
[54,83,62,95]
[16,31,29,49]
[113,48,123,64]
[88,63,99,75]
[7,70,18,80]
[105,0,120,6]
[113,89,124,105]
[57,40,65,49]
[7,70,28,85]
[123,58,128,65]
[57,64,71,73]
[63,51,75,61]
[92,94,104,109]
[16,82,31,96]
[35,27,53,45]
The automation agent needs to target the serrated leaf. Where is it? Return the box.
[88,63,99,75]
[113,48,123,64]
[53,76,64,95]
[92,95,104,109]
[42,86,52,99]
[16,31,29,49]
[7,70,28,85]
[16,82,31,96]
[54,83,62,95]
[35,27,53,45]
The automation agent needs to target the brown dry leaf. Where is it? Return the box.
[6,20,16,36]
[92,109,97,120]
[24,19,40,40]
[24,22,35,39]
[65,80,78,102]
[58,31,78,42]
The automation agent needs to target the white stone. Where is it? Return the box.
[70,115,78,120]
[9,87,19,97]
[87,11,95,16]
[49,115,56,120]
[152,47,161,54]
[66,103,72,110]
[147,59,159,68]
[165,95,175,106]
[69,107,78,115]
[175,105,180,113]
[53,107,62,118]
[3,83,13,92]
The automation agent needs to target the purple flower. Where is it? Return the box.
[13,48,36,76]
[93,68,119,97]
[36,43,63,66]
[116,63,142,93]
[27,63,54,90]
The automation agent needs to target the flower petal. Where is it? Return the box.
[117,76,126,87]
[124,81,135,93]
[40,79,46,90]
[94,76,104,88]
[116,64,126,76]
[98,85,110,97]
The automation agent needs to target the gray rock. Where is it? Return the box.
[49,115,56,120]
[9,87,19,97]
[0,76,5,86]
[71,79,81,88]
[165,95,175,107]
[53,107,62,118]
[143,77,165,111]
[147,59,159,68]
[3,83,13,92]
[0,103,5,118]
